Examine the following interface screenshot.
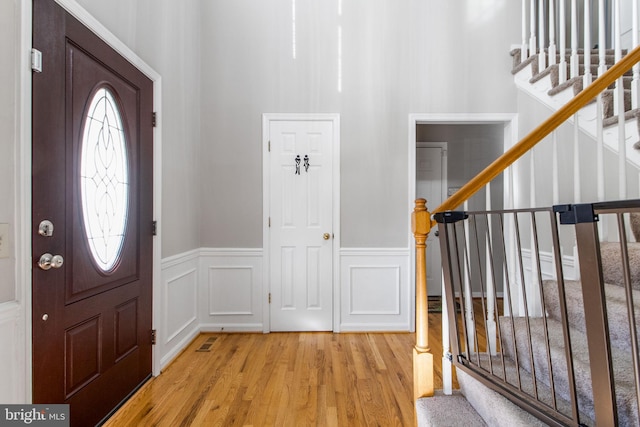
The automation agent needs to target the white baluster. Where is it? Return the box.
[549,0,557,66]
[529,148,541,316]
[530,0,537,59]
[632,0,640,109]
[597,93,605,202]
[614,0,622,115]
[584,0,593,86]
[615,0,627,200]
[485,183,497,355]
[522,0,529,59]
[442,278,452,395]
[598,0,607,77]
[552,131,559,204]
[463,200,475,354]
[539,0,547,70]
[559,0,567,84]
[570,0,579,78]
[574,114,581,203]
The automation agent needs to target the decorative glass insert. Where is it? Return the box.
[80,87,129,272]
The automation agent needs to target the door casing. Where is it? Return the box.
[16,0,163,401]
[408,113,518,332]
[416,142,447,296]
[262,113,341,333]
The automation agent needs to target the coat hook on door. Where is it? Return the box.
[295,155,301,175]
[303,155,310,172]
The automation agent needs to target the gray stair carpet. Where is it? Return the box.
[416,390,487,427]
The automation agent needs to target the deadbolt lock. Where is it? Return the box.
[38,220,54,237]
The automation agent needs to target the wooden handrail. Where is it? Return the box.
[434,44,640,214]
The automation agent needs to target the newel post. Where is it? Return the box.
[412,198,434,399]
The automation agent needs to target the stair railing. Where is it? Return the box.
[412,43,640,416]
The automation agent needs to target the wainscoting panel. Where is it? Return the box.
[0,302,22,403]
[159,250,200,369]
[340,248,410,331]
[199,249,263,332]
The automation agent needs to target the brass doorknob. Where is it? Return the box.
[323,233,331,240]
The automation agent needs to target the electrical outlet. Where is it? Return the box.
[0,223,9,259]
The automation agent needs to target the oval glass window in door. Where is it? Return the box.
[80,86,129,272]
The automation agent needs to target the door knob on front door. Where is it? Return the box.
[323,233,331,240]
[38,253,64,270]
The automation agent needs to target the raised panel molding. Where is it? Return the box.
[340,248,410,332]
[349,266,401,315]
[208,266,254,315]
[0,302,22,403]
[160,253,199,369]
[164,268,198,343]
[199,249,263,332]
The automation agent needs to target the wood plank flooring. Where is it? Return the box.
[103,302,500,426]
[104,331,432,426]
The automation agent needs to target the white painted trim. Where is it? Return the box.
[161,249,200,270]
[408,113,518,333]
[18,0,165,390]
[159,326,199,370]
[340,248,410,257]
[415,142,448,297]
[262,114,341,333]
[17,0,33,403]
[163,268,198,343]
[200,248,263,257]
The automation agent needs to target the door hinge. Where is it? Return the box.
[31,48,43,73]
[269,293,271,304]
[268,141,271,152]
[151,329,157,345]
[268,217,271,227]
[152,112,157,127]
[152,220,157,236]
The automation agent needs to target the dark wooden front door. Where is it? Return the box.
[32,0,154,425]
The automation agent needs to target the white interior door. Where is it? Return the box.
[416,146,446,296]
[268,120,334,331]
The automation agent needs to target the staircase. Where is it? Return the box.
[413,2,640,425]
[510,47,640,169]
[416,205,640,426]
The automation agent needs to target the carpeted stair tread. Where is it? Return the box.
[499,316,639,426]
[542,279,640,351]
[512,46,639,137]
[416,390,487,427]
[457,367,560,427]
[457,354,597,426]
[600,241,640,287]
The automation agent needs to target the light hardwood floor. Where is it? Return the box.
[103,330,443,427]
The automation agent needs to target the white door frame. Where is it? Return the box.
[416,142,448,296]
[17,0,163,401]
[262,113,341,333]
[407,113,518,331]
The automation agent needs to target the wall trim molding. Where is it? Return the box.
[161,249,200,270]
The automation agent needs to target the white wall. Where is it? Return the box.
[199,0,521,249]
